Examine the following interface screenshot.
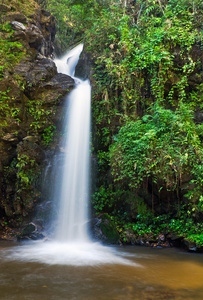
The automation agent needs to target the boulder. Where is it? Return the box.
[26,24,44,50]
[75,50,92,80]
[92,214,120,244]
[183,238,197,252]
[183,238,203,253]
[4,13,28,24]
[10,21,26,31]
[2,133,18,143]
[40,73,74,92]
[17,222,45,240]
[32,9,56,56]
[7,9,56,57]
[15,56,58,97]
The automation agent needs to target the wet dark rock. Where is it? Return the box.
[15,57,57,94]
[183,238,203,253]
[183,239,197,252]
[92,214,120,244]
[18,222,45,240]
[165,233,184,248]
[123,230,138,245]
[10,30,27,42]
[21,223,35,235]
[26,24,44,50]
[40,73,74,93]
[75,50,92,80]
[14,57,74,102]
[120,230,172,248]
[7,9,56,57]
[34,9,56,42]
[32,9,56,57]
[158,234,165,242]
[4,13,28,24]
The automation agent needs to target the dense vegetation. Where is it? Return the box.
[43,0,203,247]
[0,0,61,230]
[0,0,200,246]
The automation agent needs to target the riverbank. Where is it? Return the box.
[1,221,203,254]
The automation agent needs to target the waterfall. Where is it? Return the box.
[4,45,137,267]
[54,44,91,242]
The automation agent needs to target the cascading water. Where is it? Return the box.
[54,44,91,243]
[3,45,138,267]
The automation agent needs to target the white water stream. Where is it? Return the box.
[54,45,91,242]
[2,44,138,266]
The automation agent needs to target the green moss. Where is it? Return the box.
[0,25,25,72]
[5,0,38,16]
[100,214,120,244]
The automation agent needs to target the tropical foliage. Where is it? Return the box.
[35,0,203,245]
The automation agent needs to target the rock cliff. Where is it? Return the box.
[0,0,74,236]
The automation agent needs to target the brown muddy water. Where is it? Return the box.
[0,241,202,300]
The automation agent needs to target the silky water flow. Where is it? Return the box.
[54,44,91,243]
[3,44,137,266]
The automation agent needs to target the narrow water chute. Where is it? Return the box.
[54,44,91,242]
[54,43,83,77]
